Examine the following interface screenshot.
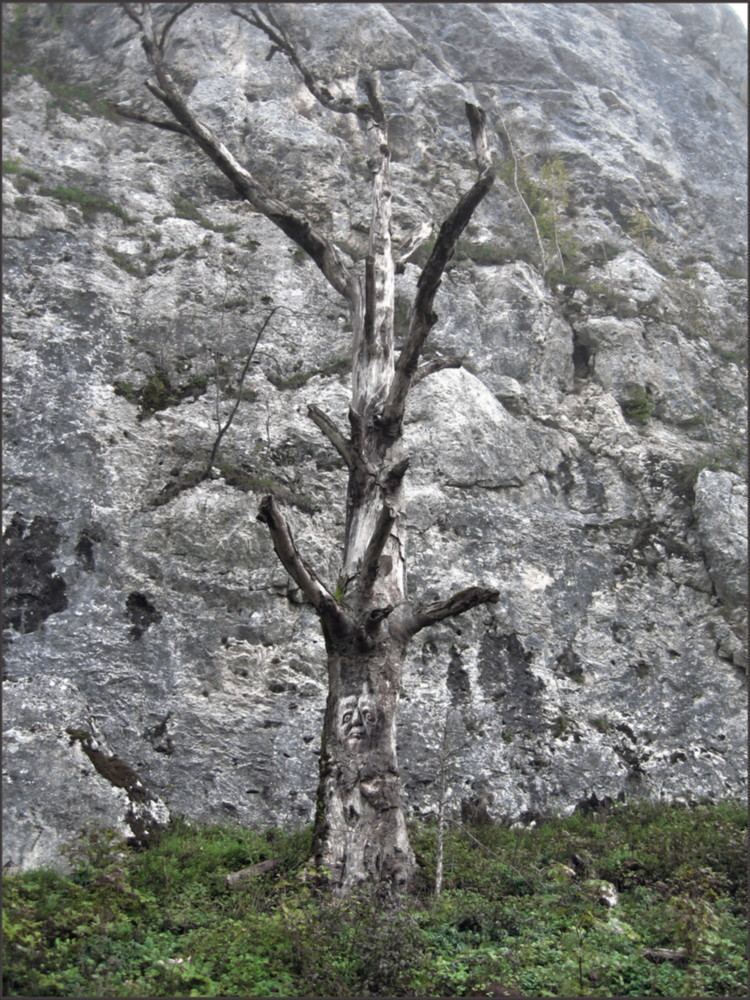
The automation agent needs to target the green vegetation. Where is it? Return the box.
[620,386,655,424]
[627,210,654,248]
[3,801,745,997]
[104,246,145,279]
[498,154,580,277]
[675,441,747,500]
[114,370,208,417]
[2,157,40,181]
[215,461,318,514]
[266,356,350,391]
[170,194,240,235]
[41,184,135,224]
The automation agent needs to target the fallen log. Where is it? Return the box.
[226,857,282,890]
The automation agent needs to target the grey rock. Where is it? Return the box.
[694,470,748,609]
[2,2,746,870]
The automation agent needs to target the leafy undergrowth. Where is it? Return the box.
[3,801,746,997]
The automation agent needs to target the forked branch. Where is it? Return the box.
[114,3,353,300]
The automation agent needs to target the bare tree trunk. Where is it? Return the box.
[115,3,501,896]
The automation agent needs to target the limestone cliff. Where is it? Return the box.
[3,2,747,871]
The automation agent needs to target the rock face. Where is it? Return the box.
[2,2,747,871]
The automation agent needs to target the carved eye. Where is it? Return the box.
[342,712,353,724]
[363,710,373,722]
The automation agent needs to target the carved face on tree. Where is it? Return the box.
[339,692,378,749]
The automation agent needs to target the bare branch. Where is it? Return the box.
[231,5,360,117]
[204,308,279,476]
[106,100,189,134]
[403,586,500,638]
[380,103,495,437]
[412,356,463,385]
[158,2,194,53]
[114,3,353,301]
[257,495,349,634]
[307,405,354,470]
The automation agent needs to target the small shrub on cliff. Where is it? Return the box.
[621,385,655,424]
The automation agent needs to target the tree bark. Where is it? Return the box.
[115,3,501,897]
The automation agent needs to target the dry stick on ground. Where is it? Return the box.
[115,2,502,896]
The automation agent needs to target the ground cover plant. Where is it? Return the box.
[2,799,746,997]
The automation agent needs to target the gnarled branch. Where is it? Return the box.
[403,585,500,639]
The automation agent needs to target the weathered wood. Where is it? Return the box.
[256,495,349,639]
[226,856,281,890]
[413,355,463,385]
[404,586,501,638]
[116,3,353,300]
[116,4,504,897]
[381,103,496,439]
[643,948,689,966]
[307,405,354,470]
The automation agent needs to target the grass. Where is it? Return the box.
[170,194,240,235]
[41,184,135,224]
[2,800,746,997]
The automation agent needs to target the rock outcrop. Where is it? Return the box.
[3,2,746,870]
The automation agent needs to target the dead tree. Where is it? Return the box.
[115,2,500,896]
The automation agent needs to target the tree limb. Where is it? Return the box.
[107,100,189,134]
[256,495,349,634]
[115,2,353,301]
[403,586,500,638]
[307,405,354,470]
[158,1,194,53]
[380,103,495,437]
[412,356,463,385]
[231,5,362,118]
